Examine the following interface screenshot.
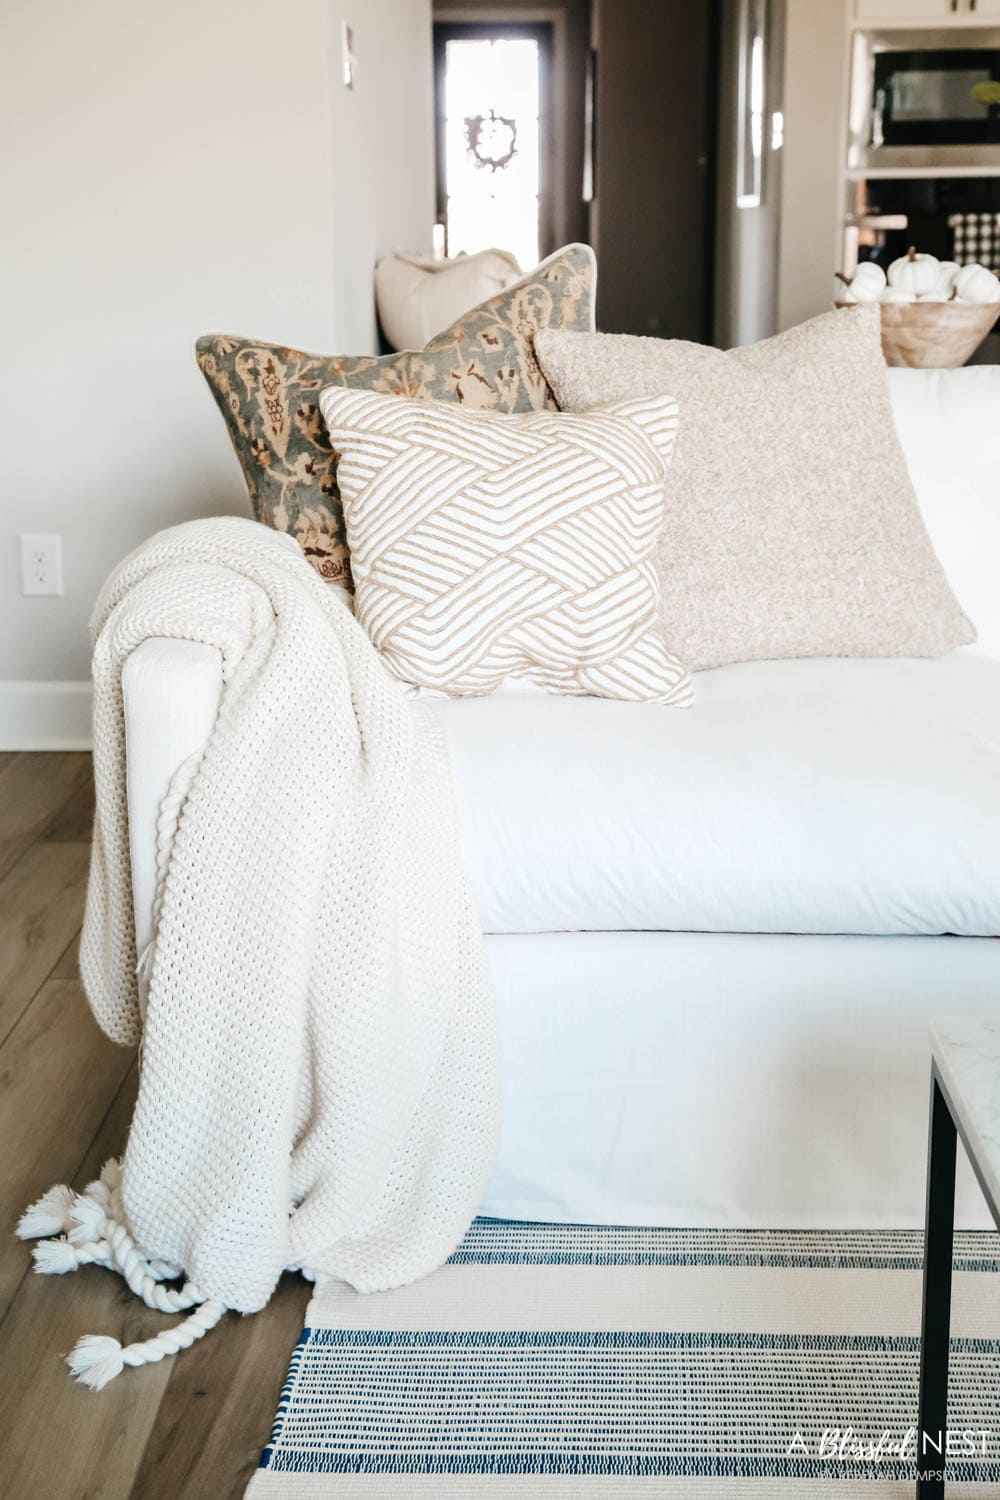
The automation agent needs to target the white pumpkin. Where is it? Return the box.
[880,287,916,304]
[850,262,887,303]
[887,246,940,297]
[918,262,961,302]
[953,263,1000,305]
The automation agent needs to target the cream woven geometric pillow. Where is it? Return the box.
[318,386,693,705]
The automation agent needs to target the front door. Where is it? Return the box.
[434,22,554,272]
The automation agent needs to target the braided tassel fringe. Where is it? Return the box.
[66,1299,228,1390]
[19,1158,228,1388]
[16,1183,75,1240]
[135,750,201,983]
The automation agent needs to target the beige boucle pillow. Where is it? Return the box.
[319,385,693,705]
[535,307,975,669]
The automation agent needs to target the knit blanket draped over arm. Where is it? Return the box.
[80,516,499,1314]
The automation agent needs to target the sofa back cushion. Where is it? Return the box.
[535,307,974,670]
[318,385,692,705]
[888,366,1000,662]
[374,248,522,353]
[195,243,596,590]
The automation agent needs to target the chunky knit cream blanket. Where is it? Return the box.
[19,517,498,1387]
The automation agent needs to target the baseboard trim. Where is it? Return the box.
[0,681,93,751]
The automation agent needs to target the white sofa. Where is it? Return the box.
[123,367,1000,1233]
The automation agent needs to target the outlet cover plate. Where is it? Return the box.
[20,533,64,596]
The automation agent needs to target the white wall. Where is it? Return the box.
[332,2,437,349]
[0,0,432,742]
[777,0,849,331]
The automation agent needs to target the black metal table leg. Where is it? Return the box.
[916,1068,958,1500]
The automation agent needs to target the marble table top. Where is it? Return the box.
[931,1017,1000,1228]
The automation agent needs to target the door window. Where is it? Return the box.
[434,24,551,272]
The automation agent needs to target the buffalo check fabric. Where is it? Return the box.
[318,386,693,704]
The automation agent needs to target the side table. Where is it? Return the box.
[917,1017,1000,1499]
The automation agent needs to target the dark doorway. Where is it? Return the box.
[589,0,720,341]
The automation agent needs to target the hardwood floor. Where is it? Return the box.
[0,753,309,1499]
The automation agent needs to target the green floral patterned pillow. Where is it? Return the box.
[195,243,596,589]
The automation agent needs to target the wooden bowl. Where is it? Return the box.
[836,300,999,368]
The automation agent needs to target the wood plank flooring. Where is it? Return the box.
[0,753,309,1499]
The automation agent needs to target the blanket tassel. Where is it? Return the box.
[16,1183,76,1241]
[18,1158,228,1389]
[66,1299,228,1390]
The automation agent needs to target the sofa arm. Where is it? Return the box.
[122,638,223,971]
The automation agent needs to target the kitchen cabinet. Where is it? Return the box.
[856,0,1000,18]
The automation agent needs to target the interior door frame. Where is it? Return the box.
[433,18,556,263]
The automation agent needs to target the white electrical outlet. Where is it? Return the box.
[19,533,64,596]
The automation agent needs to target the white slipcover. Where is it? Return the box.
[436,656,1000,939]
[120,364,1000,1231]
[889,367,1000,662]
[479,930,1000,1230]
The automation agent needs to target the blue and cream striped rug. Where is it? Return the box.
[247,1223,1000,1497]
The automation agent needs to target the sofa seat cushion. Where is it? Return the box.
[434,656,1000,938]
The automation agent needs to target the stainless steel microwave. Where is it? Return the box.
[849,28,1000,173]
[874,48,1000,146]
